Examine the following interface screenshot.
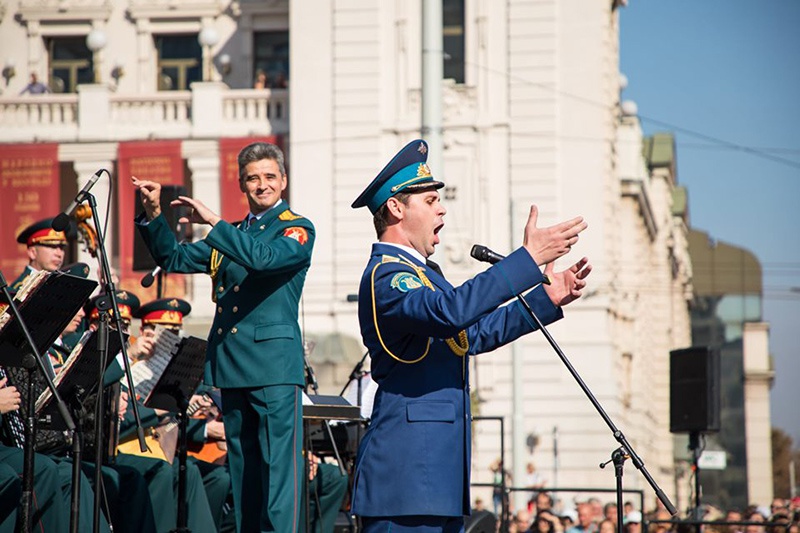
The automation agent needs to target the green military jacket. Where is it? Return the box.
[136,203,315,388]
[9,265,34,292]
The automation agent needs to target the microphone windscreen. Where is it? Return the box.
[470,244,488,262]
[52,212,72,232]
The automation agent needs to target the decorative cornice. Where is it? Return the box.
[127,0,224,21]
[620,177,657,241]
[17,0,112,22]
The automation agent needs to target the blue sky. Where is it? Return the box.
[619,2,800,444]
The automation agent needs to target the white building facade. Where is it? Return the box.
[1,0,698,514]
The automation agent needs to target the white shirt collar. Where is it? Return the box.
[378,242,428,265]
[249,198,283,221]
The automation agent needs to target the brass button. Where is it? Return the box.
[217,307,223,314]
[232,306,238,313]
[217,328,223,334]
[233,286,240,293]
[218,286,224,293]
[231,327,238,334]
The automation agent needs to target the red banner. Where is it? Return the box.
[117,140,184,301]
[0,143,60,281]
[219,136,282,222]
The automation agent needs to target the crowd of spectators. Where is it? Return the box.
[476,483,800,533]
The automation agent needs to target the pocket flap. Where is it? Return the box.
[406,401,456,423]
[254,323,295,342]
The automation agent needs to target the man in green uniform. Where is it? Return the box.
[132,141,315,532]
[9,217,69,291]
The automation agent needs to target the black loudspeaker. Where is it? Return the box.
[465,510,497,533]
[670,346,720,433]
[132,185,189,271]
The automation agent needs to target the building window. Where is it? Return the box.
[155,34,202,91]
[253,31,289,89]
[443,0,465,84]
[47,37,94,93]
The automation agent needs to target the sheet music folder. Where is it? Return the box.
[143,336,207,412]
[36,330,127,431]
[0,272,97,368]
[302,394,362,421]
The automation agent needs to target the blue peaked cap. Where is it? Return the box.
[351,139,445,214]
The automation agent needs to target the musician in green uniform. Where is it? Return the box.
[1,263,113,533]
[9,217,69,291]
[132,141,315,532]
[133,297,233,531]
[85,293,217,533]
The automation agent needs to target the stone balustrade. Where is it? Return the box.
[0,82,289,143]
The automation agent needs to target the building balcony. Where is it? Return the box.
[0,82,289,144]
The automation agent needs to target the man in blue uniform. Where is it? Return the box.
[350,139,592,532]
[132,141,315,532]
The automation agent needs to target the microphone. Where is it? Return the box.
[52,169,104,231]
[303,355,319,392]
[471,244,551,284]
[470,244,505,264]
[140,266,162,288]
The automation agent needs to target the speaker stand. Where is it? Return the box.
[689,431,703,520]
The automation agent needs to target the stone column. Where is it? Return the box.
[743,322,775,505]
[190,82,226,138]
[184,140,220,321]
[71,154,117,282]
[77,84,111,141]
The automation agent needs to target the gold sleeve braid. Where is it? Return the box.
[371,255,469,363]
[209,248,223,302]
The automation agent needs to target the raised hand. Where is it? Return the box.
[171,196,221,227]
[522,205,588,266]
[543,257,592,307]
[131,176,162,220]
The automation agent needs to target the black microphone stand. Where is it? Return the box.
[84,191,148,533]
[339,350,369,446]
[511,288,677,528]
[0,271,77,533]
[600,447,629,531]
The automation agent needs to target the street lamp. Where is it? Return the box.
[86,28,107,83]
[219,54,232,77]
[198,26,220,81]
[2,58,15,85]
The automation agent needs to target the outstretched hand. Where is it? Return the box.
[523,205,588,266]
[171,196,222,227]
[543,257,592,307]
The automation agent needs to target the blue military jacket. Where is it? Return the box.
[136,203,315,388]
[351,243,563,518]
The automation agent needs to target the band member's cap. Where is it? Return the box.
[351,139,444,215]
[134,298,191,327]
[87,290,141,322]
[60,262,91,279]
[17,218,69,247]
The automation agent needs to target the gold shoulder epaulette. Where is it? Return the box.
[278,210,304,221]
[381,255,401,264]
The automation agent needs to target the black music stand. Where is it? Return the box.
[302,394,360,533]
[36,329,126,430]
[0,270,96,533]
[37,329,125,533]
[143,336,207,533]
